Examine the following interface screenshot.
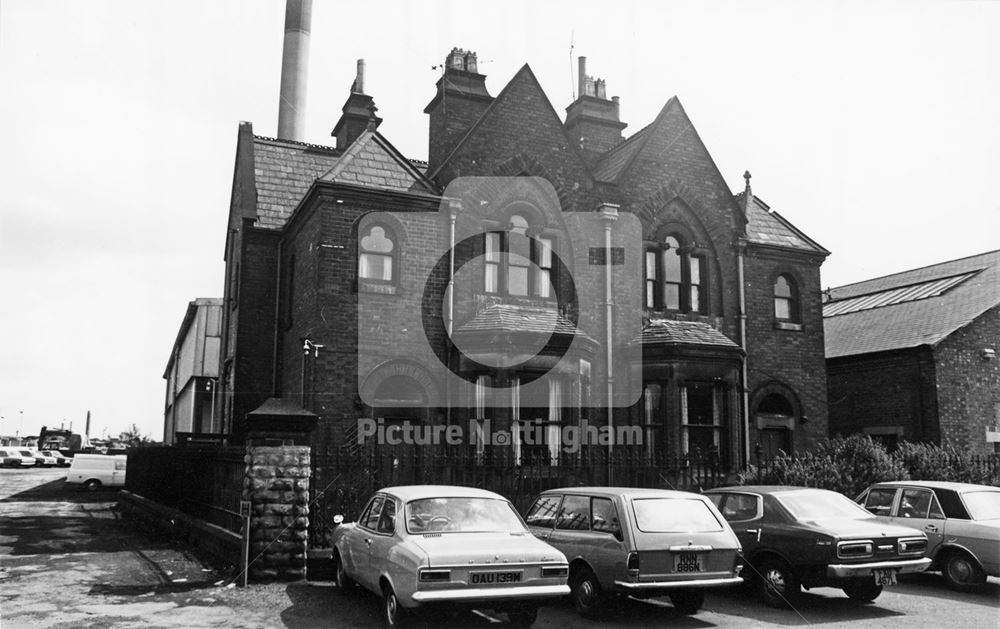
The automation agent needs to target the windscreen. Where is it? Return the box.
[406,497,527,534]
[632,498,724,533]
[779,490,874,521]
[963,491,1000,521]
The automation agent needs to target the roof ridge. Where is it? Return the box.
[831,249,1000,291]
[253,134,341,153]
[826,269,982,303]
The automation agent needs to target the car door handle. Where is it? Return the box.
[745,529,762,542]
[925,525,938,532]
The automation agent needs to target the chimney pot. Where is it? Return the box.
[354,59,365,94]
[464,51,478,73]
[577,56,587,98]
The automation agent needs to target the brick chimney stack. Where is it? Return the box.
[332,59,382,149]
[277,0,312,141]
[424,48,493,174]
[564,56,626,163]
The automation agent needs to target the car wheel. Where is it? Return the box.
[571,567,605,618]
[842,579,882,602]
[508,607,538,627]
[382,584,408,627]
[669,589,705,615]
[942,551,987,591]
[758,558,800,608]
[333,551,355,592]
[84,479,102,491]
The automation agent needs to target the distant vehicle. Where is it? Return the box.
[25,449,58,467]
[0,448,27,467]
[857,481,1000,590]
[65,454,127,490]
[39,450,71,467]
[524,487,744,618]
[16,449,44,467]
[331,485,570,627]
[705,486,931,606]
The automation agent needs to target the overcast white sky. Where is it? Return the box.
[1,0,997,441]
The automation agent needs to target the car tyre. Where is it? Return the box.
[571,567,606,618]
[508,607,538,627]
[84,479,102,492]
[758,558,800,608]
[669,589,705,615]
[942,551,987,591]
[333,550,356,592]
[842,579,882,602]
[382,583,409,627]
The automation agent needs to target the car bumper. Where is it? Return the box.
[411,584,569,603]
[827,557,931,578]
[614,576,744,590]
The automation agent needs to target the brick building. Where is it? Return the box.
[824,250,1000,453]
[217,49,830,472]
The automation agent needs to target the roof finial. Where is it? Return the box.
[742,170,753,214]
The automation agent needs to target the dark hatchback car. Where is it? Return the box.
[525,487,743,617]
[705,486,931,607]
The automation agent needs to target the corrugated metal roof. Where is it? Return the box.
[823,272,977,317]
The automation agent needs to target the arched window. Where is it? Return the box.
[644,234,706,313]
[484,214,554,298]
[773,274,799,322]
[359,225,395,282]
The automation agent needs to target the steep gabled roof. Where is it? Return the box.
[824,250,1000,358]
[319,130,438,195]
[251,136,342,230]
[739,193,829,254]
[591,123,651,182]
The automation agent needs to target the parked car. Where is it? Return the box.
[704,486,931,606]
[39,450,71,467]
[65,454,127,490]
[14,449,41,467]
[0,448,27,467]
[26,449,58,467]
[524,487,743,618]
[857,480,1000,590]
[331,485,570,627]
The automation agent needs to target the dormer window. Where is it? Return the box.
[484,214,554,298]
[644,234,706,313]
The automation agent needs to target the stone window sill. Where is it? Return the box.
[774,321,802,331]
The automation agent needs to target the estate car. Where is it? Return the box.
[857,481,1000,590]
[525,487,744,617]
[331,485,569,627]
[705,486,931,606]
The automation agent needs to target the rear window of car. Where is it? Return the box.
[778,490,874,520]
[631,498,724,533]
[963,490,1000,521]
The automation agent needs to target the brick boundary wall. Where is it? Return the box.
[243,445,311,581]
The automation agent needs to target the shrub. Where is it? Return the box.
[739,435,910,497]
[894,441,1000,486]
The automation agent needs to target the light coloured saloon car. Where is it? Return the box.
[331,485,570,627]
[525,487,744,617]
[857,480,1000,590]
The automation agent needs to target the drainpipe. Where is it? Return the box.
[446,200,459,336]
[738,171,753,467]
[597,203,619,482]
[272,240,284,395]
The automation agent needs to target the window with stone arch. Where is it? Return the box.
[773,273,799,322]
[484,213,555,298]
[358,224,396,283]
[644,232,706,313]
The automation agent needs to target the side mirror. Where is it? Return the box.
[333,514,344,526]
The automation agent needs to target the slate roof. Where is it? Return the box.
[319,130,437,194]
[738,193,829,254]
[455,304,597,344]
[252,136,343,230]
[824,250,1000,359]
[630,319,742,350]
[591,124,650,183]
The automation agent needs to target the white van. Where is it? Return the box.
[66,454,127,490]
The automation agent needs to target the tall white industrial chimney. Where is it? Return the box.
[277,0,312,141]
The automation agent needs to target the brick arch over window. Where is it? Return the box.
[492,154,573,212]
[358,359,442,411]
[749,381,804,423]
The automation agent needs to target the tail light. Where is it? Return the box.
[626,552,640,577]
[541,565,568,578]
[419,569,451,582]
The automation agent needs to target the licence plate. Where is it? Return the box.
[873,568,897,586]
[469,571,523,585]
[674,552,704,573]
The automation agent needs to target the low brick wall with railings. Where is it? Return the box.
[244,446,311,580]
